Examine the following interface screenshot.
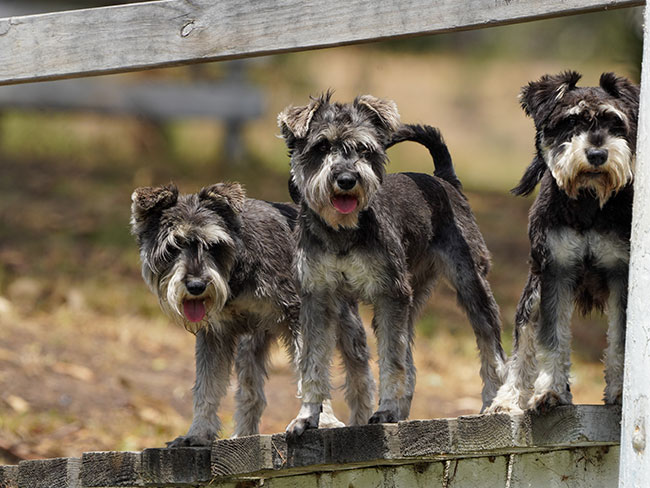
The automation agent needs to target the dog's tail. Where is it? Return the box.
[386,124,462,189]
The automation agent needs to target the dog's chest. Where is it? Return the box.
[302,250,385,300]
[547,228,629,270]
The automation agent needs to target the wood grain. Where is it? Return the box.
[17,457,80,488]
[0,0,642,85]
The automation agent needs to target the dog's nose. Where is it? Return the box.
[186,280,206,296]
[586,148,608,167]
[336,173,358,191]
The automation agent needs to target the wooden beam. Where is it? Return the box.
[620,4,650,486]
[0,0,643,85]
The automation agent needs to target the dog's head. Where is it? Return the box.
[278,92,400,229]
[514,71,639,206]
[130,183,245,333]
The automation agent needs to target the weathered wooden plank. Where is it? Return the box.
[17,457,80,488]
[0,0,643,85]
[0,465,18,488]
[398,418,453,456]
[211,434,279,478]
[234,446,618,487]
[282,423,400,469]
[141,447,211,485]
[530,404,621,447]
[0,77,263,122]
[80,451,142,487]
[620,4,650,487]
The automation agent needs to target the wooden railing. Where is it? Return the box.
[0,406,621,487]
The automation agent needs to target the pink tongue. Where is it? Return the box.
[183,299,206,323]
[331,195,358,214]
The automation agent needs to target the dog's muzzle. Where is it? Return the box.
[183,279,208,323]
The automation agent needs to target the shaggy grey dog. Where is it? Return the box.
[488,72,638,413]
[279,93,507,435]
[131,182,374,446]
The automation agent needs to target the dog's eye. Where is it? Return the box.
[313,140,330,154]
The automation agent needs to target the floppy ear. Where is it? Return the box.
[288,176,302,204]
[520,71,582,122]
[354,94,401,133]
[199,182,246,214]
[511,155,547,197]
[278,91,332,146]
[599,72,640,107]
[131,183,178,222]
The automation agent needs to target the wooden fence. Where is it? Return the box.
[0,406,621,487]
[0,1,648,486]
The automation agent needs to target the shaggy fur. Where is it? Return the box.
[131,182,374,446]
[488,72,639,413]
[279,93,507,435]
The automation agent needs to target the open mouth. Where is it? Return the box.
[331,194,359,214]
[183,298,206,323]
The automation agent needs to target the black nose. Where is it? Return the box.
[586,148,608,167]
[186,280,206,296]
[336,173,358,191]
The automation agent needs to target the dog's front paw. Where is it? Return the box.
[166,433,214,447]
[528,390,571,413]
[368,409,399,424]
[484,402,524,415]
[286,402,321,437]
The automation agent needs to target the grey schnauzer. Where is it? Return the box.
[278,93,507,435]
[488,72,638,414]
[131,182,375,446]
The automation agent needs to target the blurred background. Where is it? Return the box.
[0,2,643,463]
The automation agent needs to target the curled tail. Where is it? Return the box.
[386,123,462,189]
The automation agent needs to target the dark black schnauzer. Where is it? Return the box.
[131,183,375,446]
[488,72,639,413]
[279,93,507,435]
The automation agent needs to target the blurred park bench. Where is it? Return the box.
[0,0,263,163]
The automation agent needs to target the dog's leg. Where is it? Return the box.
[436,246,507,410]
[369,295,410,424]
[528,272,574,411]
[286,292,337,436]
[488,273,540,413]
[168,328,235,447]
[233,330,271,437]
[337,301,376,426]
[604,275,627,405]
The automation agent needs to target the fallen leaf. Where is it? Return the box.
[52,362,95,381]
[6,394,30,413]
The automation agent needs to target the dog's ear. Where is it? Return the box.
[278,91,332,145]
[288,175,302,204]
[599,72,640,107]
[511,155,547,197]
[354,95,401,133]
[199,182,246,213]
[131,184,178,221]
[520,71,582,121]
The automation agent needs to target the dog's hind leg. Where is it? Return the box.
[233,329,271,437]
[488,273,540,413]
[337,300,376,426]
[435,241,507,411]
[168,327,236,447]
[604,274,627,405]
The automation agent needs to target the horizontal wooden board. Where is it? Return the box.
[0,0,643,85]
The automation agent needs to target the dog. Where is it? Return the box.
[130,182,375,446]
[278,93,507,435]
[487,71,639,414]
